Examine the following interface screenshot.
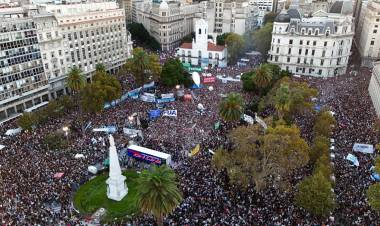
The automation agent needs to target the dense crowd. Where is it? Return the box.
[0,51,379,225]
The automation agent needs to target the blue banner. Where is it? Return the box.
[149,109,161,120]
[156,97,175,103]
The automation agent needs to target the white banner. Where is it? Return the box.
[161,93,174,99]
[243,114,254,125]
[140,94,156,103]
[163,110,177,117]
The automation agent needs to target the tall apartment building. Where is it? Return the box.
[356,0,380,66]
[197,0,258,35]
[0,15,49,121]
[134,0,199,50]
[118,0,133,24]
[369,62,380,117]
[38,2,133,96]
[268,1,354,77]
[0,2,133,122]
[249,0,273,11]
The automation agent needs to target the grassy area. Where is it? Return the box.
[73,171,140,222]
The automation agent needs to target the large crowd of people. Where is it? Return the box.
[0,50,379,225]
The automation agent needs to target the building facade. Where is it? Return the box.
[268,1,354,77]
[0,2,133,122]
[38,2,133,96]
[356,0,380,66]
[197,0,259,35]
[368,62,380,117]
[0,16,49,121]
[134,0,199,51]
[176,19,227,67]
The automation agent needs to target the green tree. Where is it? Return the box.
[213,123,309,191]
[216,32,231,45]
[136,165,183,226]
[367,183,380,212]
[252,64,273,95]
[313,154,333,182]
[95,63,106,73]
[127,23,160,50]
[313,110,336,137]
[219,93,244,122]
[181,32,195,44]
[67,66,86,95]
[241,71,257,91]
[295,172,336,217]
[252,23,273,56]
[161,58,193,87]
[263,12,277,25]
[93,70,122,102]
[310,136,330,164]
[80,83,106,113]
[125,47,161,86]
[44,132,69,150]
[17,112,37,131]
[225,33,245,64]
[57,95,75,112]
[274,83,291,120]
[375,156,380,174]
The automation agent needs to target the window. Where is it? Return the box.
[287,57,290,62]
[276,47,279,53]
[288,48,291,54]
[277,39,280,44]
[371,41,375,45]
[321,59,324,66]
[322,50,326,57]
[305,49,309,55]
[312,50,315,56]
[374,30,378,33]
[306,41,310,45]
[300,40,303,45]
[315,30,319,35]
[199,29,201,34]
[313,41,316,46]
[299,49,302,54]
[310,59,313,65]
[324,41,327,46]
[289,39,293,44]
[297,58,300,63]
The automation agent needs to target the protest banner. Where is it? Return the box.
[163,110,177,117]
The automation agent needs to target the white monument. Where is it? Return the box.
[106,135,128,201]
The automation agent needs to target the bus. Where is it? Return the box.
[127,145,172,166]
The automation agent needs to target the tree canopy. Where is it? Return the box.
[136,165,182,226]
[367,183,380,212]
[161,58,193,88]
[219,93,244,122]
[67,66,86,95]
[216,32,232,45]
[225,33,245,64]
[125,47,161,86]
[295,171,336,217]
[252,23,273,57]
[213,123,309,191]
[127,23,160,50]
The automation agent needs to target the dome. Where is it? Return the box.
[159,0,169,10]
[275,10,291,23]
[329,1,353,15]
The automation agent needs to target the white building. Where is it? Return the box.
[134,0,199,51]
[197,0,259,35]
[176,19,227,67]
[38,2,133,96]
[268,1,354,77]
[356,0,380,67]
[369,62,380,117]
[0,3,133,122]
[250,0,273,11]
[0,13,50,122]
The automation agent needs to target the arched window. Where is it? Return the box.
[188,50,191,56]
[182,50,185,56]
[209,52,212,59]
[198,50,202,58]
[215,53,219,59]
[315,29,319,35]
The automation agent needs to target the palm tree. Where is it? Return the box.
[125,47,161,86]
[136,165,183,226]
[67,66,86,95]
[219,92,244,122]
[95,63,106,73]
[252,64,273,95]
[274,84,291,120]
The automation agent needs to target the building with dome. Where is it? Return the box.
[134,0,200,50]
[176,19,227,68]
[268,1,354,77]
